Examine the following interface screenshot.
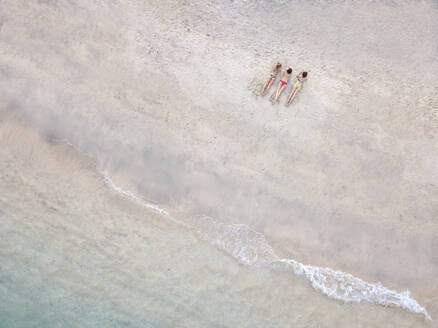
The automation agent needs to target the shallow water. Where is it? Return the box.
[1,0,438,326]
[0,122,430,327]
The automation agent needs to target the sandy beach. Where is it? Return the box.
[1,0,438,326]
[0,113,432,327]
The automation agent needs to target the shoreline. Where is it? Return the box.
[0,117,432,326]
[1,0,437,324]
[1,115,431,320]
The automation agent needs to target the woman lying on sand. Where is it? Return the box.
[261,62,282,96]
[271,68,293,104]
[286,71,308,105]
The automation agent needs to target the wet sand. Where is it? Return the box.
[1,0,438,325]
[0,116,431,327]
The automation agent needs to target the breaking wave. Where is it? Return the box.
[195,215,431,321]
[96,161,431,321]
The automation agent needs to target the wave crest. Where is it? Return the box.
[195,215,431,321]
[99,169,430,321]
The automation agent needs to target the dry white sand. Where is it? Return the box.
[1,0,437,324]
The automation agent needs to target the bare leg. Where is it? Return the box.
[270,82,281,103]
[272,84,286,104]
[286,87,298,105]
[261,78,274,96]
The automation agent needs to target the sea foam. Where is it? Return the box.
[103,172,168,216]
[102,170,431,321]
[195,215,432,321]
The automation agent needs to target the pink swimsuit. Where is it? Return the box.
[280,80,287,85]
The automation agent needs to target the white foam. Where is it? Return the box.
[55,134,429,321]
[102,171,168,216]
[92,167,432,321]
[103,171,137,200]
[145,203,169,216]
[196,215,432,321]
[49,139,170,217]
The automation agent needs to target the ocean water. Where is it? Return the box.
[0,121,431,328]
[1,0,438,327]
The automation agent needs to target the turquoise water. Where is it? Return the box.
[0,123,430,327]
[1,0,437,326]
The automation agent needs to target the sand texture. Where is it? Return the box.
[1,0,437,325]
